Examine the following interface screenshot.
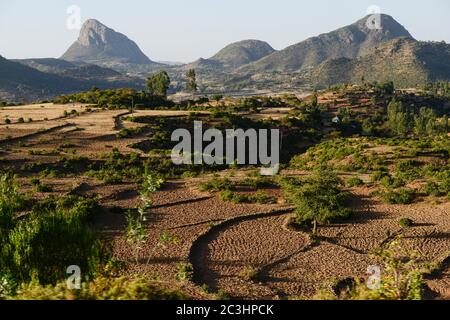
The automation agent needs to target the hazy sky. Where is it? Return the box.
[1,0,449,62]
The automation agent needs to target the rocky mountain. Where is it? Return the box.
[183,40,275,72]
[209,40,275,70]
[238,14,413,74]
[61,19,154,66]
[306,38,450,88]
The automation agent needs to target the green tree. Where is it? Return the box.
[146,71,171,98]
[387,99,411,137]
[281,170,351,235]
[414,107,437,136]
[185,69,198,93]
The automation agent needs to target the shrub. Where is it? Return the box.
[175,263,193,282]
[380,188,416,205]
[1,195,102,285]
[116,127,142,138]
[399,218,414,228]
[219,190,271,204]
[4,118,11,124]
[239,267,260,282]
[215,290,231,300]
[424,182,443,197]
[18,118,25,123]
[316,239,427,300]
[346,177,364,187]
[199,177,232,192]
[371,170,390,183]
[36,183,53,193]
[8,276,188,300]
[380,176,405,189]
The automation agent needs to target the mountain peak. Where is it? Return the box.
[238,14,414,74]
[61,19,152,65]
[209,39,275,69]
[354,14,413,38]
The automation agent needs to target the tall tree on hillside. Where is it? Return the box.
[146,71,170,98]
[185,69,198,93]
[387,99,411,137]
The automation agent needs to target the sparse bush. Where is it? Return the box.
[346,177,364,187]
[215,290,231,300]
[36,183,53,193]
[219,190,271,204]
[199,177,232,192]
[1,193,102,285]
[175,263,193,282]
[316,239,427,300]
[399,218,414,228]
[239,267,260,282]
[424,182,443,197]
[8,276,188,300]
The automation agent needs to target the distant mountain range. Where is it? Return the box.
[1,14,450,101]
[0,56,142,102]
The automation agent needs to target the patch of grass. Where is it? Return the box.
[175,263,193,282]
[239,267,261,282]
[8,276,188,300]
[219,190,272,204]
[346,177,364,187]
[399,218,414,228]
[199,177,232,192]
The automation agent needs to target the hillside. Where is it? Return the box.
[308,38,450,88]
[238,14,413,74]
[0,56,143,102]
[0,56,90,101]
[14,58,122,79]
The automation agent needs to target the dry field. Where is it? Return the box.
[0,103,449,300]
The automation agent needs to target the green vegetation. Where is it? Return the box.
[239,267,261,282]
[175,263,193,282]
[147,71,171,98]
[316,239,429,300]
[0,174,103,293]
[280,170,351,235]
[185,69,198,93]
[378,188,417,205]
[219,190,271,204]
[55,87,173,109]
[199,176,232,192]
[200,175,274,204]
[8,276,188,300]
[399,218,414,228]
[346,177,364,187]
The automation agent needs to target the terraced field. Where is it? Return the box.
[0,100,449,300]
